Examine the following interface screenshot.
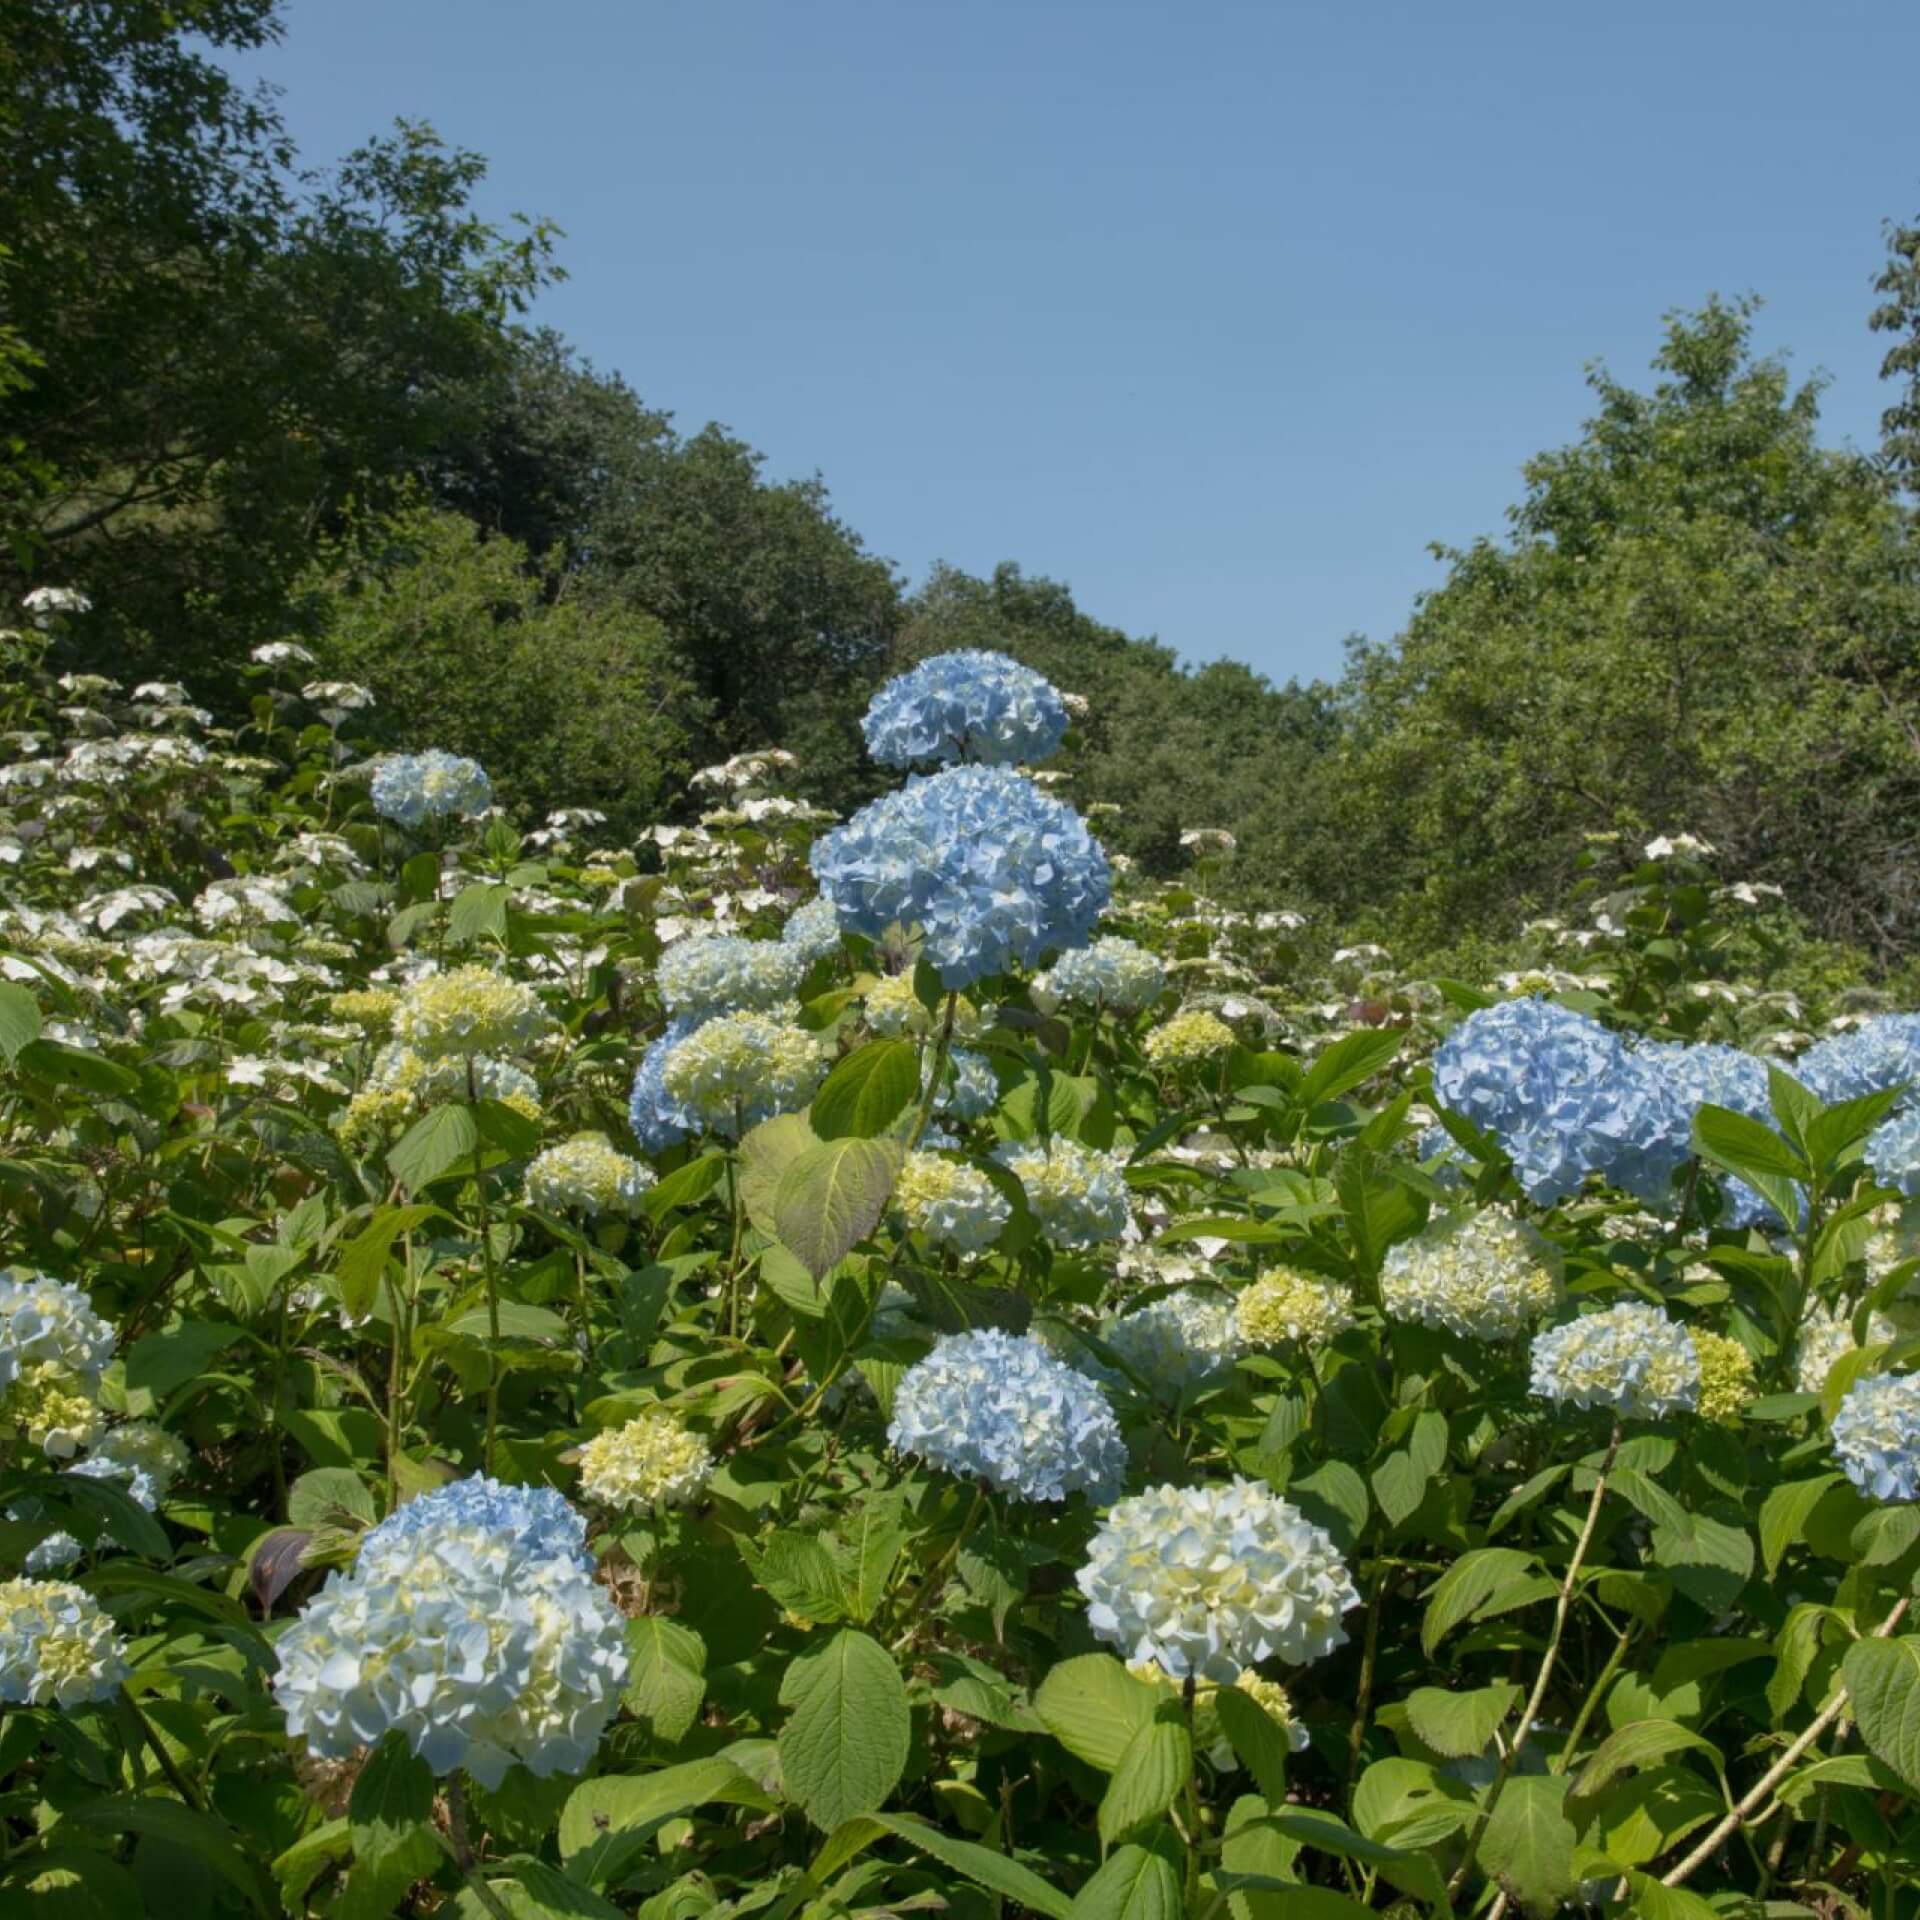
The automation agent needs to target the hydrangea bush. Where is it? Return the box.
[4,628,1920,1914]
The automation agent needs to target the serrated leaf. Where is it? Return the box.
[777,1628,910,1831]
[1068,1825,1183,1920]
[773,1135,901,1280]
[811,1039,919,1140]
[1214,1683,1295,1801]
[1422,1547,1537,1657]
[1760,1472,1842,1576]
[622,1617,706,1743]
[342,1735,440,1920]
[1100,1710,1192,1845]
[559,1757,775,1888]
[1405,1683,1521,1758]
[1299,1028,1403,1108]
[1842,1635,1920,1794]
[738,1112,819,1234]
[738,1528,846,1624]
[334,1203,441,1321]
[387,1102,478,1193]
[1567,1718,1720,1802]
[1478,1773,1576,1915]
[864,1812,1072,1919]
[0,982,42,1063]
[1035,1653,1162,1772]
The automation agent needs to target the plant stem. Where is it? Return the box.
[445,1775,516,1920]
[467,1060,502,1477]
[1549,1614,1635,1775]
[120,1686,206,1811]
[890,1479,987,1653]
[1344,1561,1391,1795]
[1448,1422,1622,1899]
[905,991,959,1151]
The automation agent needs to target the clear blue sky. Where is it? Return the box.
[231,0,1918,685]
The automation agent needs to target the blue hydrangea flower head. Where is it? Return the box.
[887,1328,1127,1502]
[628,1015,706,1154]
[780,896,844,965]
[1043,936,1167,1015]
[1798,1015,1920,1109]
[1431,997,1688,1205]
[810,766,1110,988]
[1868,1108,1920,1198]
[370,751,492,828]
[926,1046,999,1122]
[1634,1038,1784,1227]
[862,650,1070,768]
[656,934,807,1019]
[1832,1372,1920,1501]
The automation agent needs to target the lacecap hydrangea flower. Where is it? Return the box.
[274,1476,628,1788]
[525,1133,655,1217]
[780,896,844,966]
[1040,936,1167,1016]
[1104,1289,1241,1398]
[861,649,1070,769]
[1143,1010,1237,1068]
[926,1046,999,1122]
[659,1008,830,1136]
[1832,1372,1920,1501]
[995,1138,1132,1247]
[627,1015,706,1153]
[1528,1302,1700,1420]
[0,1273,115,1395]
[578,1411,713,1512]
[1431,998,1687,1205]
[1868,1108,1920,1199]
[887,1329,1128,1503]
[1796,1300,1898,1396]
[1691,1329,1757,1423]
[894,1153,1012,1255]
[0,1578,129,1706]
[1078,1478,1361,1682]
[392,967,549,1060]
[1798,1015,1920,1109]
[1236,1269,1356,1349]
[1380,1208,1559,1342]
[370,750,492,827]
[811,766,1110,989]
[656,933,807,1019]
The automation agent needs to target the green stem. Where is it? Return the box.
[467,1061,502,1476]
[1550,1613,1635,1776]
[1344,1562,1392,1794]
[120,1686,206,1811]
[444,1774,516,1920]
[905,991,960,1151]
[723,1137,747,1341]
[890,1480,988,1653]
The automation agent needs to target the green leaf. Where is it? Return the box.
[1691,1104,1805,1226]
[60,1797,268,1913]
[0,981,42,1064]
[1299,1028,1403,1109]
[644,1149,728,1220]
[1842,1635,1920,1794]
[1214,1682,1295,1801]
[864,1812,1071,1920]
[1405,1683,1521,1759]
[288,1466,378,1530]
[0,1848,144,1919]
[1649,1514,1754,1612]
[1759,1473,1842,1576]
[1034,1653,1162,1772]
[1567,1719,1720,1802]
[811,1039,919,1140]
[16,1039,139,1096]
[738,1529,846,1625]
[777,1627,911,1831]
[270,1821,352,1912]
[832,1487,909,1624]
[773,1136,901,1280]
[621,1617,707,1744]
[123,1319,242,1400]
[334,1204,441,1321]
[1099,1710,1193,1846]
[342,1734,441,1920]
[1477,1773,1576,1915]
[1334,1143,1423,1278]
[1422,1547,1537,1657]
[448,881,510,945]
[738,1113,820,1235]
[1252,1808,1447,1905]
[387,1102,478,1193]
[1068,1826,1183,1920]
[559,1758,775,1888]
[1371,1447,1430,1529]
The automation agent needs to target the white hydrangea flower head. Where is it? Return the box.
[273,1476,629,1788]
[1796,1300,1899,1396]
[77,1421,189,1507]
[1236,1269,1356,1349]
[1043,936,1167,1015]
[660,1008,831,1136]
[1142,1010,1237,1068]
[392,967,550,1060]
[888,1329,1127,1503]
[1528,1302,1701,1421]
[3,1364,105,1458]
[0,1274,115,1396]
[578,1412,713,1512]
[895,1153,1011,1254]
[0,1578,128,1705]
[994,1139,1132,1247]
[525,1134,655,1218]
[1832,1373,1920,1502]
[1104,1289,1240,1397]
[1380,1208,1560,1342]
[863,972,988,1041]
[656,933,807,1019]
[1079,1478,1361,1681]
[367,1043,541,1114]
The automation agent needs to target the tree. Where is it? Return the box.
[1871,208,1920,492]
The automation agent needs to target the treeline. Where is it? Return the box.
[4,4,1918,968]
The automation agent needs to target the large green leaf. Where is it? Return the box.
[1567,1719,1720,1802]
[1034,1653,1162,1771]
[1842,1635,1920,1794]
[773,1136,901,1280]
[1405,1683,1521,1759]
[341,1735,440,1920]
[777,1628,910,1832]
[1298,1028,1403,1109]
[1068,1826,1183,1920]
[737,1113,820,1234]
[622,1617,707,1744]
[811,1039,919,1140]
[866,1812,1072,1919]
[1099,1711,1193,1846]
[1691,1104,1804,1227]
[559,1758,776,1888]
[1421,1547,1537,1656]
[60,1797,268,1913]
[387,1102,479,1193]
[1214,1684,1295,1801]
[1477,1773,1576,1915]
[334,1203,442,1321]
[0,981,43,1064]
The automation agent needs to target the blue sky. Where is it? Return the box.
[233,1,1918,685]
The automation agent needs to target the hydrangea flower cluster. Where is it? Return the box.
[1831,1372,1920,1501]
[1528,1303,1701,1420]
[656,934,806,1019]
[1796,1300,1898,1396]
[1142,1010,1237,1068]
[1235,1269,1356,1349]
[525,1133,655,1217]
[995,1139,1132,1247]
[1128,1661,1311,1758]
[392,967,550,1060]
[926,1047,999,1122]
[1431,998,1687,1204]
[274,1476,629,1788]
[659,1009,830,1136]
[1634,1040,1782,1226]
[578,1412,713,1512]
[331,987,399,1035]
[627,1015,706,1153]
[861,650,1070,768]
[4,1363,104,1458]
[1077,1478,1360,1681]
[894,1153,1012,1254]
[370,750,492,827]
[1798,1015,1920,1108]
[1868,1108,1920,1199]
[1379,1208,1559,1342]
[811,766,1110,988]
[780,896,845,966]
[865,975,989,1042]
[1041,936,1167,1015]
[887,1329,1127,1503]
[362,1043,542,1118]
[0,1578,129,1706]
[0,1273,115,1394]
[1104,1290,1241,1397]
[75,1420,188,1508]
[1691,1330,1757,1423]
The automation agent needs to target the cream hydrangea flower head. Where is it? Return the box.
[330,987,400,1036]
[994,1139,1132,1247]
[392,967,550,1060]
[1236,1269,1356,1349]
[578,1411,713,1512]
[1078,1477,1361,1681]
[0,1273,115,1395]
[660,1008,830,1136]
[1528,1301,1700,1420]
[863,972,987,1041]
[1380,1207,1559,1342]
[894,1152,1011,1255]
[4,1363,104,1459]
[1691,1329,1757,1423]
[1104,1289,1240,1398]
[1142,1009,1237,1068]
[1128,1661,1311,1757]
[525,1134,655,1218]
[0,1578,129,1706]
[1796,1300,1898,1397]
